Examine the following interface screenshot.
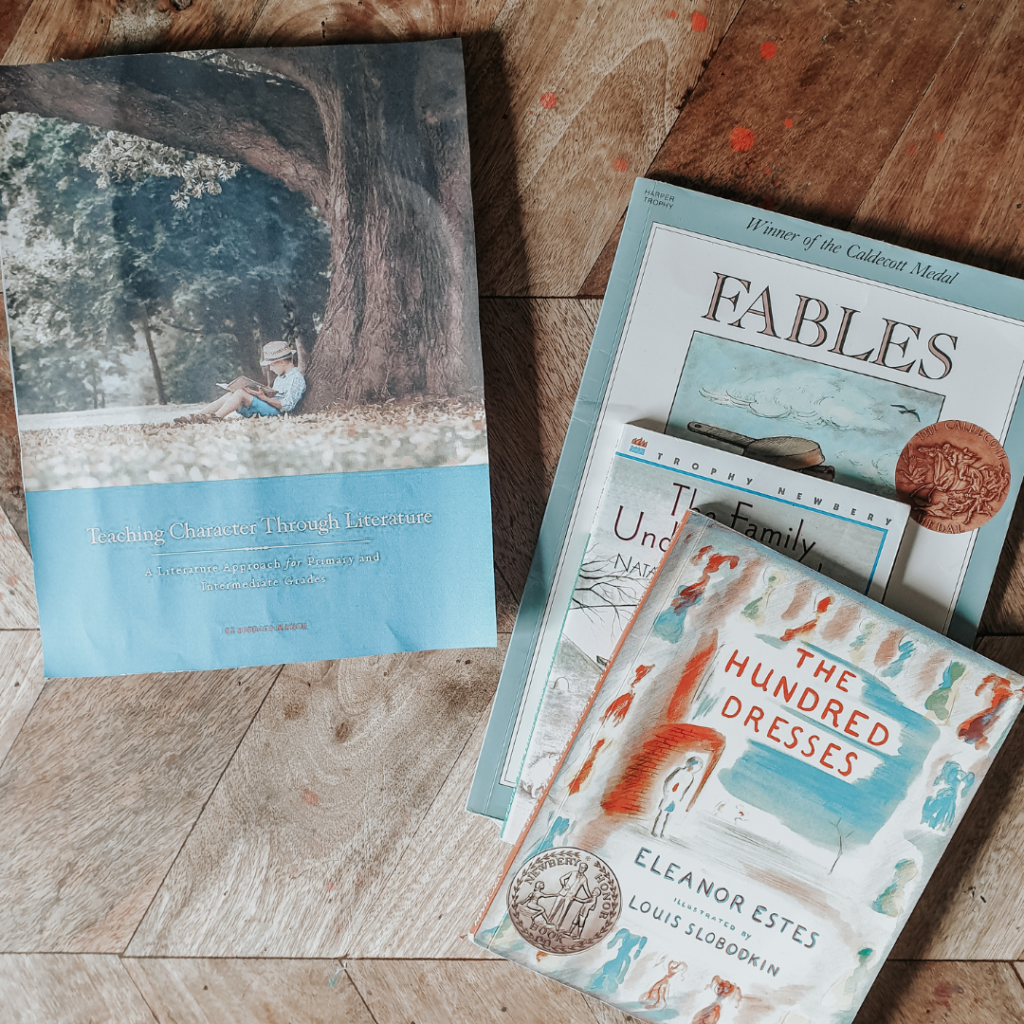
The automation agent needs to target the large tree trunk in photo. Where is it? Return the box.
[0,43,478,413]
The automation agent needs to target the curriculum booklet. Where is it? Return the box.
[0,42,495,676]
[499,424,910,840]
[469,179,1024,820]
[473,511,1024,1023]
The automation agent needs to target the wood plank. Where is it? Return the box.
[123,957,376,1024]
[247,0,506,47]
[845,1,1024,632]
[481,298,600,630]
[2,0,267,65]
[126,646,502,957]
[851,0,1024,278]
[853,960,1024,1024]
[0,302,27,548]
[0,501,36,628]
[331,662,509,958]
[0,663,279,953]
[468,0,742,297]
[0,0,35,63]
[3,0,502,68]
[0,953,157,1024]
[347,960,602,1024]
[888,636,1024,959]
[0,631,44,768]
[580,0,981,295]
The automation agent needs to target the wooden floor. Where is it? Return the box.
[3,1,1024,1021]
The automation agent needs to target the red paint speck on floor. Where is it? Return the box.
[612,157,629,172]
[668,9,678,17]
[730,126,755,152]
[935,131,945,141]
[761,41,777,59]
[909,143,917,155]
[784,118,793,128]
[691,11,708,31]
[302,789,320,806]
[540,91,557,109]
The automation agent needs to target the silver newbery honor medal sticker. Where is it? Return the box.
[507,848,621,954]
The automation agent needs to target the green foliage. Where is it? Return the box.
[0,113,330,413]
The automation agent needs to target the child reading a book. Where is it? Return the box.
[188,341,306,421]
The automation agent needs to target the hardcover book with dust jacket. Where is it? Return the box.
[0,42,495,676]
[473,510,1024,1023]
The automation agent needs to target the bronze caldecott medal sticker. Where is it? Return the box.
[507,848,621,954]
[895,420,1010,534]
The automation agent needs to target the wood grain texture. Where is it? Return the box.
[347,959,603,1024]
[983,489,1024,635]
[851,0,1024,280]
[468,0,742,297]
[0,0,35,62]
[845,0,1024,633]
[580,0,980,295]
[0,663,279,953]
[2,0,505,68]
[248,0,506,46]
[332,676,508,958]
[0,307,26,545]
[0,501,36,628]
[0,631,44,768]
[852,959,1024,1024]
[123,957,376,1024]
[127,647,501,957]
[0,953,157,1024]
[888,636,1024,959]
[481,298,600,629]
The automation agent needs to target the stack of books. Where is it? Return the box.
[468,182,1024,1022]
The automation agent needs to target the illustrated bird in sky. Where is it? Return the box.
[891,404,921,421]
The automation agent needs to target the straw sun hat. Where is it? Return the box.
[259,341,295,365]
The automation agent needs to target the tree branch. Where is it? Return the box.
[0,53,329,204]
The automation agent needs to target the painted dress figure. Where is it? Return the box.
[921,760,974,831]
[652,756,703,838]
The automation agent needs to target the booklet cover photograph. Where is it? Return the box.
[0,42,496,677]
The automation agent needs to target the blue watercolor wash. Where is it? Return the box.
[719,645,940,848]
[588,929,647,995]
[880,639,915,678]
[922,760,974,831]
[522,815,571,860]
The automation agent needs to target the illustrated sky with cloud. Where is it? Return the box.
[667,333,945,497]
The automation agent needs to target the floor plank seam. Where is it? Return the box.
[847,0,981,229]
[0,642,45,779]
[341,965,383,1024]
[1010,961,1024,995]
[117,956,162,1024]
[119,662,289,955]
[345,720,486,937]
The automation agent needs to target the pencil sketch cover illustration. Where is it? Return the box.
[474,512,1023,1023]
[0,43,496,676]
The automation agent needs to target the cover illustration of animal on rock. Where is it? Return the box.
[474,511,1024,1023]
